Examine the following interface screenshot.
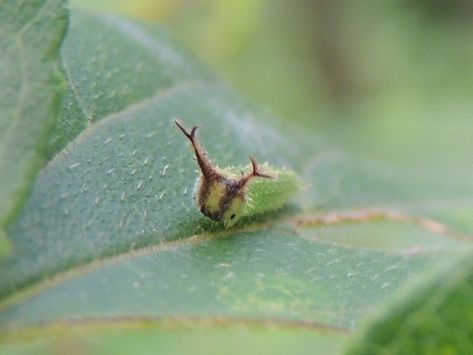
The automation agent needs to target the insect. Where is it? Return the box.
[175,120,300,228]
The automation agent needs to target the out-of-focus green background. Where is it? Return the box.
[74,0,473,174]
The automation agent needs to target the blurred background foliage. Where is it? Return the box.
[74,0,473,174]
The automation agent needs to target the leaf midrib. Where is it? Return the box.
[0,30,28,170]
[0,0,50,161]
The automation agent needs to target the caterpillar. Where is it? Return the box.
[175,120,300,228]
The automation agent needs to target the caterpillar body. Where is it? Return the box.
[175,120,299,228]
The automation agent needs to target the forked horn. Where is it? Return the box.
[238,156,272,187]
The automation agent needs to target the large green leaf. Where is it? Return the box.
[0,7,471,354]
[0,0,67,258]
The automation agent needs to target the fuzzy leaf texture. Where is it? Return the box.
[0,5,472,355]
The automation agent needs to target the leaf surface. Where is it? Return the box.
[0,0,67,258]
[0,8,471,355]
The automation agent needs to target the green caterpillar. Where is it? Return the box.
[175,120,300,228]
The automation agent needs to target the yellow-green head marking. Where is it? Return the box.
[175,120,300,227]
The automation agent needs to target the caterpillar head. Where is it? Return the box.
[175,120,272,228]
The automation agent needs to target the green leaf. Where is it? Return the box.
[0,0,67,258]
[0,7,471,354]
[345,248,473,354]
[47,9,216,158]
[0,9,304,299]
[0,228,444,327]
